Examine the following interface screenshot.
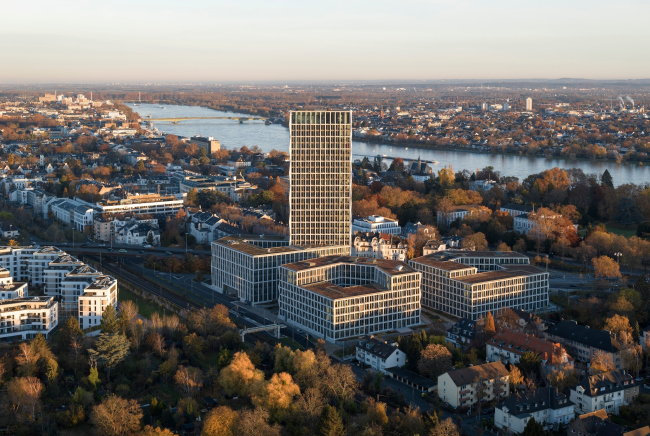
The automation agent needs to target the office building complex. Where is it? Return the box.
[409,251,548,320]
[0,246,118,331]
[278,256,421,342]
[211,235,348,305]
[289,110,352,248]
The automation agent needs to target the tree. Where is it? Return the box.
[90,395,143,436]
[593,256,622,279]
[591,350,615,374]
[101,304,119,334]
[235,407,281,436]
[509,366,524,391]
[461,232,488,251]
[601,169,614,188]
[7,376,43,420]
[202,406,239,436]
[186,188,198,206]
[174,366,204,397]
[417,344,453,379]
[140,426,176,436]
[521,417,545,436]
[604,315,633,343]
[366,398,389,426]
[546,368,579,392]
[429,418,460,436]
[316,404,345,436]
[88,332,130,382]
[614,197,644,227]
[324,363,358,403]
[254,372,300,417]
[517,351,542,378]
[485,311,496,336]
[218,351,264,397]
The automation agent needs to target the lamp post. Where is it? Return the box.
[614,252,622,265]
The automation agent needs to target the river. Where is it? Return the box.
[128,103,649,186]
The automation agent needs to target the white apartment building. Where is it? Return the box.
[0,296,58,341]
[0,246,117,329]
[436,205,475,227]
[495,387,574,434]
[278,256,421,342]
[351,232,407,262]
[499,203,533,217]
[438,361,510,408]
[410,251,549,320]
[525,97,533,111]
[78,275,118,330]
[211,235,349,305]
[569,370,638,414]
[352,215,402,235]
[0,268,28,299]
[356,336,406,374]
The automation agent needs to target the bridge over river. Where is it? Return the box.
[147,116,267,124]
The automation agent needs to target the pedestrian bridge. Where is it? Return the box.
[239,324,285,342]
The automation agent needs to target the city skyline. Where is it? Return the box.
[2,0,649,83]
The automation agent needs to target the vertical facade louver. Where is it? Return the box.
[289,110,352,248]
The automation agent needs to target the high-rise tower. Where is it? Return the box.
[289,110,352,247]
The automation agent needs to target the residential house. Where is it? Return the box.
[351,232,407,261]
[486,328,574,375]
[495,387,574,434]
[544,321,624,370]
[446,318,477,349]
[567,409,650,436]
[355,336,406,374]
[569,370,638,414]
[437,361,510,408]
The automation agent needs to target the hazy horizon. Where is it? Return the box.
[2,0,649,83]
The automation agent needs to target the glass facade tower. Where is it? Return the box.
[289,110,352,248]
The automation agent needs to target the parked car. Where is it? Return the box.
[119,249,127,253]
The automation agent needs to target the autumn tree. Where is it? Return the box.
[253,372,300,419]
[461,232,488,251]
[417,344,453,379]
[593,256,622,279]
[202,406,239,436]
[90,395,143,436]
[429,418,460,436]
[218,351,264,397]
[591,350,615,374]
[235,407,281,436]
[7,376,43,421]
[509,366,524,391]
[174,366,204,397]
[604,315,633,345]
[485,311,496,336]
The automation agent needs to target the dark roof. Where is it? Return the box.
[448,318,477,341]
[497,387,571,417]
[501,203,534,213]
[574,370,636,398]
[545,321,623,353]
[357,336,401,359]
[444,361,509,386]
[386,366,437,389]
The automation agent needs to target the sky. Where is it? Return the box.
[1,0,649,83]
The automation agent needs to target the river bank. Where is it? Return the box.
[127,102,650,186]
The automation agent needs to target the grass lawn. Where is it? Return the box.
[280,337,305,351]
[118,286,166,319]
[606,222,638,238]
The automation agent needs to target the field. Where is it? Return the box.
[605,222,638,238]
[118,286,167,319]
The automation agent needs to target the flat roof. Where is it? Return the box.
[282,255,416,276]
[455,265,544,284]
[429,250,529,260]
[410,256,476,271]
[215,240,303,256]
[303,282,388,299]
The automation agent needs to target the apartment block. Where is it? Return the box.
[495,387,573,434]
[410,251,549,320]
[438,361,510,408]
[570,370,638,414]
[0,296,58,341]
[352,215,402,235]
[486,328,573,374]
[544,321,623,370]
[278,256,421,342]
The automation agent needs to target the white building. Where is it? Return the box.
[189,212,225,245]
[278,256,421,342]
[78,275,118,330]
[525,98,533,111]
[115,222,160,246]
[569,370,638,415]
[0,267,28,299]
[410,251,549,320]
[356,336,406,374]
[352,215,402,235]
[495,387,574,434]
[0,296,58,341]
[351,232,407,262]
[438,361,510,408]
